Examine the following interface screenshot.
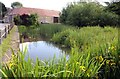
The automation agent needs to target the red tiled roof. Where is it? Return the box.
[9,7,60,17]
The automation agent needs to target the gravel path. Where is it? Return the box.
[2,25,20,63]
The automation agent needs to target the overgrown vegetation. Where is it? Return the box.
[52,26,118,49]
[0,40,107,78]
[1,1,120,78]
[51,26,120,78]
[18,24,74,41]
[1,24,120,78]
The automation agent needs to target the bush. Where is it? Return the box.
[14,14,38,26]
[14,15,22,25]
[60,2,119,27]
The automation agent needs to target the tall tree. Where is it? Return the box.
[0,2,7,19]
[11,2,23,9]
[106,1,120,16]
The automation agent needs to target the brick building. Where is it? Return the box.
[4,7,60,23]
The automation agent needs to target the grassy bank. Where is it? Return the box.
[52,26,118,51]
[18,24,74,42]
[1,24,120,78]
[0,26,16,58]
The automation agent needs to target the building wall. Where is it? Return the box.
[4,14,59,24]
[38,16,59,24]
[38,16,54,23]
[4,15,15,23]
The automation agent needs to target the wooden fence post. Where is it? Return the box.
[8,25,10,34]
[0,30,1,44]
[4,26,7,38]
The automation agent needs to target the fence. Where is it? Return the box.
[0,23,14,44]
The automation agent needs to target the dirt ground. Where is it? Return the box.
[2,25,20,63]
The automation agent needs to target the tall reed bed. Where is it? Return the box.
[52,26,120,78]
[18,24,74,41]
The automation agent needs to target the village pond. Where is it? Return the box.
[19,41,69,62]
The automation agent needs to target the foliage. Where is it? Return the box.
[52,26,118,50]
[18,24,73,41]
[105,1,120,26]
[60,2,119,27]
[1,42,105,78]
[52,26,120,78]
[14,15,22,25]
[14,14,39,26]
[105,1,120,16]
[1,24,120,78]
[0,2,7,18]
[11,2,23,9]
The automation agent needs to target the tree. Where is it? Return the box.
[0,2,7,19]
[106,1,120,16]
[60,2,119,27]
[11,2,23,9]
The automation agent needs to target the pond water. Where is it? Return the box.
[19,41,69,62]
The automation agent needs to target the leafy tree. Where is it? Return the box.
[60,2,119,27]
[105,1,120,26]
[0,2,7,19]
[29,14,38,25]
[60,3,74,24]
[106,1,120,16]
[11,2,23,9]
[14,15,22,25]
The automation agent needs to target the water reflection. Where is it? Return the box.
[19,41,69,62]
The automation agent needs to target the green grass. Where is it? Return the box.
[52,26,118,50]
[18,24,74,41]
[0,26,16,58]
[1,24,120,78]
[1,45,105,77]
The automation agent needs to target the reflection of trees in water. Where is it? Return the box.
[33,41,38,47]
[21,39,70,56]
[45,41,70,55]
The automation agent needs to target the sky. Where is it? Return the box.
[0,0,111,11]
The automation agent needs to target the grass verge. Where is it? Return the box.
[0,26,16,58]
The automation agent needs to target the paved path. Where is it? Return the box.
[2,25,20,63]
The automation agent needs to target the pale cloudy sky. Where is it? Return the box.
[0,0,111,11]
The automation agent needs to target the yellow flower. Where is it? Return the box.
[9,63,14,68]
[76,62,79,65]
[96,56,99,60]
[87,73,90,77]
[80,66,86,72]
[108,45,116,51]
[96,56,104,62]
[108,46,111,50]
[106,60,110,64]
[110,63,116,66]
[99,56,103,62]
[111,46,114,50]
[66,64,68,67]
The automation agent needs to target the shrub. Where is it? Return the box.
[14,14,39,26]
